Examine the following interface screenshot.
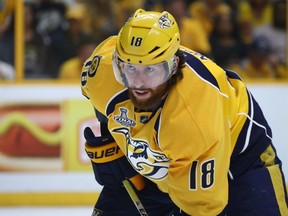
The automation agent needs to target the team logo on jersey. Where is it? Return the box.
[158,13,172,29]
[112,128,170,180]
[88,56,102,77]
[113,108,136,127]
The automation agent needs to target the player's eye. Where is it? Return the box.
[126,65,136,73]
[145,66,155,74]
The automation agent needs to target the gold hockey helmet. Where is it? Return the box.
[113,9,180,88]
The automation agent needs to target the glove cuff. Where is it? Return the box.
[85,141,124,163]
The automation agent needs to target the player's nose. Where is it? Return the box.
[132,74,146,88]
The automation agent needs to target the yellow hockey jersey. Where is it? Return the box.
[81,36,272,215]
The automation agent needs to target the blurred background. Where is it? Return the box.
[0,0,287,214]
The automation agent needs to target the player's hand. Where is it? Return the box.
[84,127,143,189]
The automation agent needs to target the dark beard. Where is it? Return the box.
[128,83,169,111]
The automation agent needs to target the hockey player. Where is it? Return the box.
[81,9,288,215]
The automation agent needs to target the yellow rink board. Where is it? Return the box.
[1,186,287,206]
[0,192,99,206]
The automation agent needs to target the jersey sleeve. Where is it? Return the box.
[81,36,118,100]
[163,98,231,215]
[159,52,236,215]
[167,125,230,215]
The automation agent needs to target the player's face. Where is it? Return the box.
[128,81,169,110]
[123,63,168,89]
[112,51,178,89]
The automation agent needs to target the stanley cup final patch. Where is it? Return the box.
[113,107,135,127]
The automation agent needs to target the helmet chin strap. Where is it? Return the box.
[171,55,179,75]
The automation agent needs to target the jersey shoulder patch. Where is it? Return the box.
[81,55,102,87]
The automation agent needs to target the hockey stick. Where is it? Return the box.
[122,179,149,216]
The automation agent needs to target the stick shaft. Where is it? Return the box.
[122,179,149,216]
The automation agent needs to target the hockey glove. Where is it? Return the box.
[84,127,144,190]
